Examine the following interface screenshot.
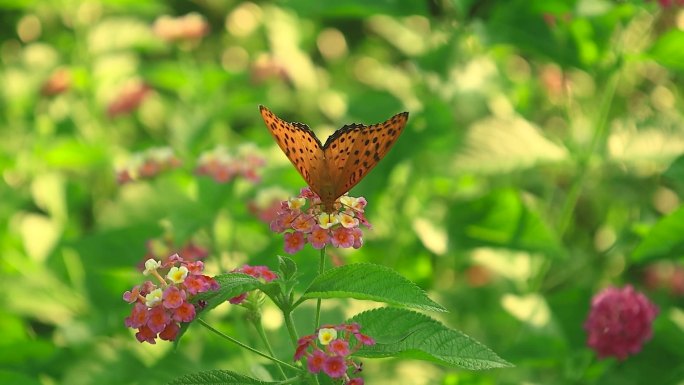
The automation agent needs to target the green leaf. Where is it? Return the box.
[448,189,562,255]
[649,30,684,71]
[0,371,42,385]
[282,0,428,18]
[302,263,446,312]
[349,307,512,370]
[167,370,280,385]
[632,205,684,262]
[175,273,264,347]
[194,273,263,312]
[484,0,581,68]
[663,154,684,193]
[278,255,297,281]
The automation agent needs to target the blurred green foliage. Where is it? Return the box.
[2,0,684,384]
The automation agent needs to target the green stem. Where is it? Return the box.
[277,376,310,384]
[284,311,299,346]
[197,318,298,371]
[557,73,619,237]
[251,315,288,380]
[314,246,326,328]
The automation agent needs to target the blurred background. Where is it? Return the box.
[2,0,684,384]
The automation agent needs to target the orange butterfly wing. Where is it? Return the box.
[323,112,409,199]
[260,105,409,209]
[259,105,328,197]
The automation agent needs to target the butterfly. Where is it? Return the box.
[260,105,409,212]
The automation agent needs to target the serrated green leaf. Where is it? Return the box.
[278,255,297,280]
[166,370,280,385]
[194,273,262,311]
[302,263,446,312]
[632,205,684,262]
[175,273,263,347]
[349,308,512,370]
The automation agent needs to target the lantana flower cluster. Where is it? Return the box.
[228,264,278,305]
[270,188,370,254]
[583,285,658,360]
[295,323,375,385]
[123,254,218,344]
[195,144,266,184]
[116,147,182,184]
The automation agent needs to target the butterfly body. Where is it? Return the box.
[260,105,409,212]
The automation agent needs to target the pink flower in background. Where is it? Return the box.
[643,262,684,296]
[116,147,183,184]
[195,144,266,184]
[41,68,70,96]
[250,55,290,85]
[228,264,278,305]
[584,285,658,360]
[107,81,151,118]
[153,13,209,42]
[652,0,684,7]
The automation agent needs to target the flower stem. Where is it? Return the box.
[557,71,619,237]
[314,246,326,328]
[251,316,288,380]
[197,318,298,371]
[284,311,299,346]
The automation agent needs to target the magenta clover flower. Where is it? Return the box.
[584,285,658,360]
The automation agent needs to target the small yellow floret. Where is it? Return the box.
[145,288,163,307]
[339,195,355,208]
[143,259,161,276]
[167,266,189,284]
[339,212,359,228]
[318,213,340,229]
[318,328,338,345]
[288,197,306,210]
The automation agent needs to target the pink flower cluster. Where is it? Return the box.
[123,254,218,344]
[270,188,369,254]
[153,13,209,42]
[116,147,182,184]
[584,285,658,360]
[195,144,265,184]
[41,68,70,97]
[107,81,152,118]
[228,264,278,305]
[248,188,290,225]
[651,0,684,7]
[294,323,375,384]
[643,261,684,296]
